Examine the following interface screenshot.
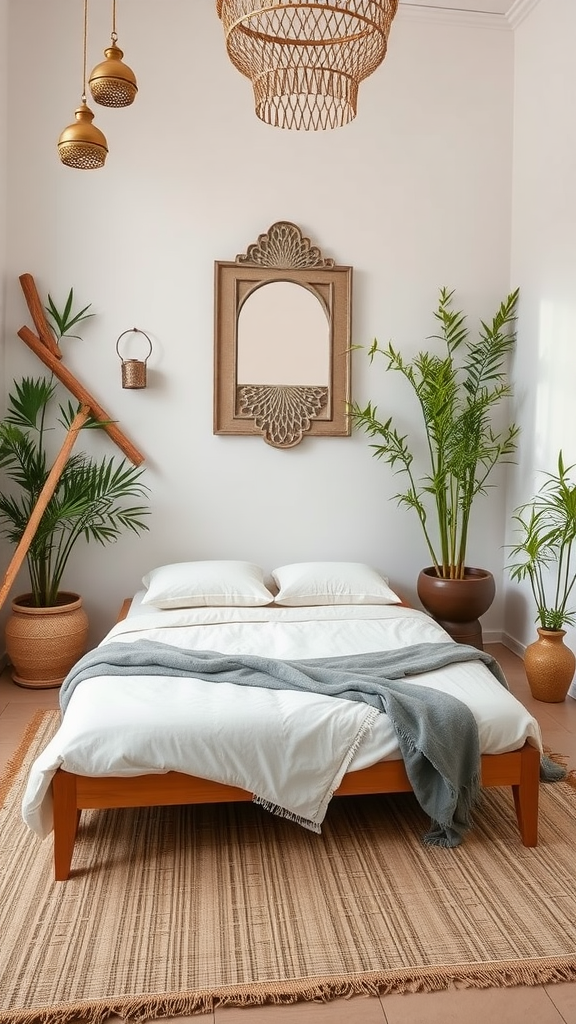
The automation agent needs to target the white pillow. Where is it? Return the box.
[141,560,275,609]
[271,561,401,607]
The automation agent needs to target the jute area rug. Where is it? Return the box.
[1,712,576,1024]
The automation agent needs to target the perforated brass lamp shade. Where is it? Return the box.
[216,0,399,130]
[58,101,108,169]
[89,43,138,107]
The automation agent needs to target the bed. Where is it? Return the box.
[21,560,544,881]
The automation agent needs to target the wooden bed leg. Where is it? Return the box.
[511,744,540,847]
[52,770,80,880]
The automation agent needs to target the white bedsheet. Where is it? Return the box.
[22,600,542,839]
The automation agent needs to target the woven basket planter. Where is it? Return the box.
[5,592,89,689]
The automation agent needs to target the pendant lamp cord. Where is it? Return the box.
[111,0,117,44]
[81,0,88,103]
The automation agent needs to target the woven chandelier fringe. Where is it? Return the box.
[216,0,399,131]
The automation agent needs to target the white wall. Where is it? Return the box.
[505,0,576,673]
[2,1,515,645]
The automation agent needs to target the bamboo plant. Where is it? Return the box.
[507,451,576,630]
[349,287,520,579]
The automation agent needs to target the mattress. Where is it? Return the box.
[21,599,542,839]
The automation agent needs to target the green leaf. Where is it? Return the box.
[45,288,94,342]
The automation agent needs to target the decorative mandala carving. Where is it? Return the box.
[238,384,329,448]
[236,221,335,269]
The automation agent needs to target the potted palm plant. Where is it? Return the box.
[0,292,150,688]
[507,450,576,701]
[350,286,519,648]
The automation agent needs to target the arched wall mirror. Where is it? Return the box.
[214,221,352,449]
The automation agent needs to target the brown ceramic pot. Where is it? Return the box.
[416,566,496,650]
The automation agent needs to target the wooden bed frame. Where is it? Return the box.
[50,599,541,880]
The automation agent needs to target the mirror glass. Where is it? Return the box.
[237,282,329,386]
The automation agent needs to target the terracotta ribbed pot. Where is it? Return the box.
[524,628,576,703]
[5,592,89,689]
[416,566,496,650]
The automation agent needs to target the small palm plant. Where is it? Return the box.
[507,451,576,630]
[0,376,150,607]
[350,287,519,579]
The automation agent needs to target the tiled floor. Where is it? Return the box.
[1,644,576,1023]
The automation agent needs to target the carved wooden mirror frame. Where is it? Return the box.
[213,221,352,449]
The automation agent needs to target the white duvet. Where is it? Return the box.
[22,598,542,839]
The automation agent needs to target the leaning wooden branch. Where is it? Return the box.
[19,273,62,359]
[0,405,90,612]
[17,325,145,467]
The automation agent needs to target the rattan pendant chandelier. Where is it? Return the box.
[216,0,399,131]
[89,0,138,108]
[57,0,108,169]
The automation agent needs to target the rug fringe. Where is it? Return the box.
[2,959,576,1024]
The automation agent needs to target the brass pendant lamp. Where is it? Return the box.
[58,0,108,169]
[216,0,400,131]
[89,0,138,108]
